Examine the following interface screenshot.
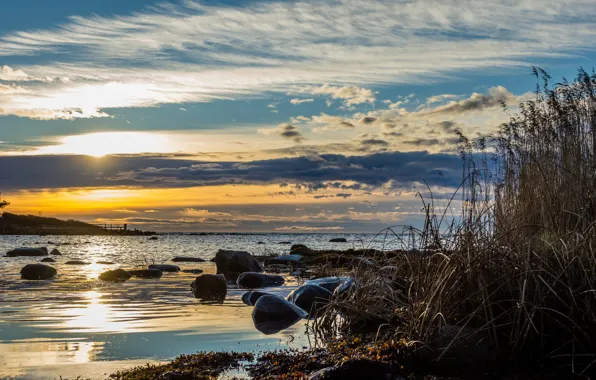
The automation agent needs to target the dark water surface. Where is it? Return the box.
[0,233,395,379]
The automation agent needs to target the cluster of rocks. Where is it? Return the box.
[10,244,359,336]
[185,249,353,334]
[7,246,207,282]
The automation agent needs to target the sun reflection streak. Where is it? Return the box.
[61,290,137,333]
[86,262,103,280]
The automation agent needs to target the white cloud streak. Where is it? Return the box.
[0,0,595,118]
[290,98,315,105]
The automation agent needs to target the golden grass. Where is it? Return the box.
[311,68,596,376]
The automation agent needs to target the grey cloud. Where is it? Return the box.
[359,116,377,125]
[259,123,306,143]
[403,138,441,146]
[279,124,305,142]
[360,139,389,146]
[382,132,404,138]
[403,137,460,147]
[430,86,514,115]
[0,151,465,192]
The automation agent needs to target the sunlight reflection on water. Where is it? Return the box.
[0,233,399,379]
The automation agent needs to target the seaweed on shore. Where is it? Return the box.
[108,351,254,380]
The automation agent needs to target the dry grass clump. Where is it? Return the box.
[313,68,596,376]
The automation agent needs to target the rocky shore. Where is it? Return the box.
[6,239,589,379]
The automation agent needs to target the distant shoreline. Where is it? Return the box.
[0,212,156,236]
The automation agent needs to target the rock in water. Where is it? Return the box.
[252,295,308,335]
[306,277,350,292]
[127,269,163,278]
[269,254,303,265]
[333,277,355,297]
[214,249,263,279]
[65,260,90,265]
[329,238,347,243]
[99,269,132,282]
[96,261,115,265]
[40,257,56,263]
[181,269,204,274]
[6,248,48,257]
[20,264,57,280]
[50,248,62,256]
[241,291,271,306]
[148,264,180,272]
[237,272,285,289]
[290,244,311,255]
[172,256,205,263]
[287,284,332,318]
[191,274,227,301]
[149,236,158,240]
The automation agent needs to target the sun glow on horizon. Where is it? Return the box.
[34,131,174,157]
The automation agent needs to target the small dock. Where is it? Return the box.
[95,224,128,231]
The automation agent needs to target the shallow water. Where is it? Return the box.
[0,233,396,379]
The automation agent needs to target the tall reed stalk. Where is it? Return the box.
[313,68,596,376]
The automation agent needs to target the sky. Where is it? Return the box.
[0,0,595,232]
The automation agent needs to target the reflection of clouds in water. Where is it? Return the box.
[68,340,102,364]
[0,339,104,378]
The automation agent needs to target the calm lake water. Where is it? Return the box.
[0,233,399,379]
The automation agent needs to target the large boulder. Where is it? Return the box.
[7,247,48,257]
[241,291,271,306]
[237,272,285,289]
[20,264,57,280]
[269,254,303,265]
[329,238,347,243]
[252,295,308,335]
[287,284,332,318]
[172,256,205,263]
[128,269,163,278]
[191,274,227,301]
[148,264,180,272]
[214,249,263,279]
[306,277,350,293]
[99,269,132,282]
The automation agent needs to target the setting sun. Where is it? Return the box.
[35,132,173,157]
